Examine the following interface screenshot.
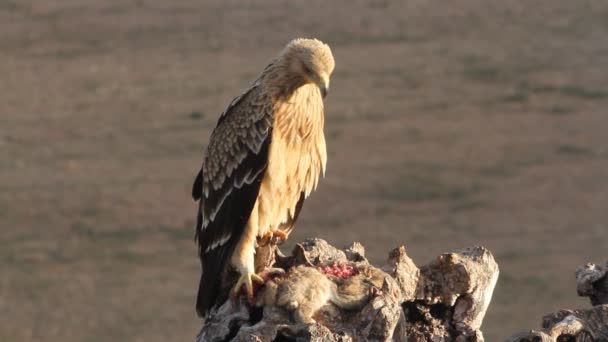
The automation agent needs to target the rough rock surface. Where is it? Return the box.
[195,238,499,342]
[507,260,608,342]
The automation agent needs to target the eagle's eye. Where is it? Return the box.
[303,65,313,75]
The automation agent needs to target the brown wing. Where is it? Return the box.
[192,84,273,317]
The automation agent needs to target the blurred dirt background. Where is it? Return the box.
[1,1,608,340]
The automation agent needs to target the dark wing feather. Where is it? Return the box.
[192,85,272,317]
[192,169,202,200]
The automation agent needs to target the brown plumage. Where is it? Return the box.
[192,38,335,318]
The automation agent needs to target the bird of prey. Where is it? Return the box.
[192,38,335,317]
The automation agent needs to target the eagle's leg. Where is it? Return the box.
[230,208,268,300]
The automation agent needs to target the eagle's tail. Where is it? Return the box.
[196,249,223,317]
[195,269,210,318]
[196,237,238,318]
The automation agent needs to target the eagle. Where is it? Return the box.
[192,38,335,317]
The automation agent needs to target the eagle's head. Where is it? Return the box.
[281,38,335,98]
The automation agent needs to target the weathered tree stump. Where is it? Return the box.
[507,260,608,342]
[195,238,499,342]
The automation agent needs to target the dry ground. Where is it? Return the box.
[1,1,608,341]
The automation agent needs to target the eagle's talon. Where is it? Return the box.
[271,229,288,243]
[231,272,265,300]
[260,229,289,246]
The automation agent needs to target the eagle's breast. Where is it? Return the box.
[254,83,327,237]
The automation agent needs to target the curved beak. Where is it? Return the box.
[319,82,329,98]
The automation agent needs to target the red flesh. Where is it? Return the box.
[319,263,359,279]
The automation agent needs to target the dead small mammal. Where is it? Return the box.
[257,264,388,323]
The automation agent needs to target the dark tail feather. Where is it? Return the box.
[196,251,221,317]
[196,266,215,318]
[196,270,207,317]
[196,238,238,317]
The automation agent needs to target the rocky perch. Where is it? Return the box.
[507,261,608,342]
[196,238,499,341]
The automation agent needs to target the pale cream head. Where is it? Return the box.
[281,38,335,97]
